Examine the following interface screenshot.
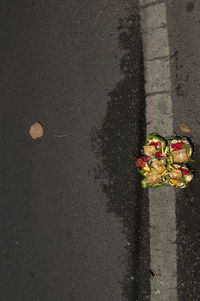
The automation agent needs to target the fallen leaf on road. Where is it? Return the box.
[29,122,44,139]
[180,123,191,133]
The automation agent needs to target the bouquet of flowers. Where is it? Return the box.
[136,133,194,188]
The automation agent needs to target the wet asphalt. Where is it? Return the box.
[0,1,149,300]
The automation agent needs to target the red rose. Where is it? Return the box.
[135,158,145,168]
[135,155,150,168]
[180,167,190,175]
[141,155,150,162]
[149,142,161,146]
[171,141,184,150]
[155,152,162,157]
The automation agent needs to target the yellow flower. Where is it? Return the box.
[143,164,151,172]
[170,179,179,185]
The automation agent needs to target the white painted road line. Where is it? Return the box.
[140,1,178,301]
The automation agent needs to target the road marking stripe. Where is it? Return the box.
[140,2,178,300]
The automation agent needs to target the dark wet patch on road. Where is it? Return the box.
[186,2,195,12]
[91,13,150,301]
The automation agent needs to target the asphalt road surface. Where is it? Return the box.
[167,0,200,299]
[0,1,149,300]
[1,1,200,300]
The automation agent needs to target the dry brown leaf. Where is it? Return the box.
[180,123,191,133]
[29,122,44,139]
